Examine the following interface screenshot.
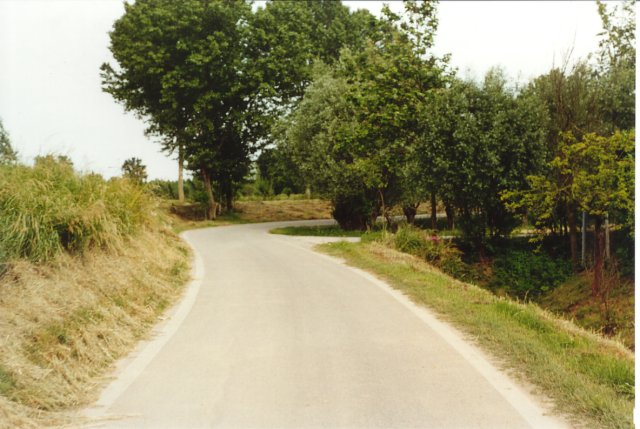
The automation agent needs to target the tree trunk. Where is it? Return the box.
[225,186,233,212]
[177,145,185,204]
[567,204,578,272]
[605,213,610,261]
[445,203,454,230]
[202,170,217,220]
[403,204,418,225]
[592,217,604,298]
[430,192,437,230]
[378,189,388,230]
[581,211,586,268]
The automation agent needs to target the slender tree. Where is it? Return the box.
[0,119,17,166]
[121,157,148,184]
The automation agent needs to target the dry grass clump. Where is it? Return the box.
[0,224,190,428]
[0,157,191,427]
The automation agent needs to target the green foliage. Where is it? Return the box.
[121,157,148,184]
[322,241,634,429]
[103,0,385,212]
[505,130,635,234]
[147,179,179,200]
[0,157,154,263]
[102,0,256,214]
[256,146,305,196]
[0,118,17,166]
[418,72,547,245]
[249,0,384,105]
[392,225,470,280]
[270,225,362,237]
[491,251,572,299]
[283,3,448,229]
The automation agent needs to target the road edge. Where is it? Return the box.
[82,231,205,422]
[279,236,573,429]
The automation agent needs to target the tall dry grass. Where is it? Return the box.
[0,155,154,263]
[0,158,191,428]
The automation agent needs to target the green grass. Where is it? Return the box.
[0,156,154,263]
[539,274,635,350]
[270,225,363,237]
[0,366,15,397]
[318,240,634,429]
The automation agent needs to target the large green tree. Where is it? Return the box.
[103,0,384,214]
[248,1,383,108]
[102,0,256,217]
[594,0,635,133]
[418,71,547,245]
[506,131,634,297]
[284,2,447,229]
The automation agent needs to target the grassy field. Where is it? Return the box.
[164,198,333,233]
[233,199,332,222]
[270,224,361,237]
[540,274,635,350]
[318,240,634,429]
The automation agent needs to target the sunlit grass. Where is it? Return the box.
[270,225,362,237]
[319,241,634,429]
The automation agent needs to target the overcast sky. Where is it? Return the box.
[0,1,606,180]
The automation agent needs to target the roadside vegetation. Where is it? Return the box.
[319,239,633,429]
[0,0,632,426]
[263,0,635,353]
[0,155,190,428]
[270,225,361,238]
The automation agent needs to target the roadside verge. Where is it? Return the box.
[317,240,634,429]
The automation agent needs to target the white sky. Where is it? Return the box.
[0,1,608,180]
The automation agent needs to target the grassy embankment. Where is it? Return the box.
[316,237,634,429]
[0,158,190,428]
[273,223,635,349]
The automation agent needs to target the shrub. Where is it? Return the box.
[148,179,179,200]
[392,225,472,280]
[332,191,379,231]
[0,157,154,262]
[491,250,572,299]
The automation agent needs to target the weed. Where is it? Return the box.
[491,250,571,298]
[0,366,16,396]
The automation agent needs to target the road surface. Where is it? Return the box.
[84,220,569,429]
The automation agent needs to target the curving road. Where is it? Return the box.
[84,221,569,429]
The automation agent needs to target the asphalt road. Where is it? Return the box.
[84,221,569,429]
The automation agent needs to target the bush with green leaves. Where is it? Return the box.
[0,156,154,263]
[392,225,472,281]
[491,250,572,299]
[148,179,179,200]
